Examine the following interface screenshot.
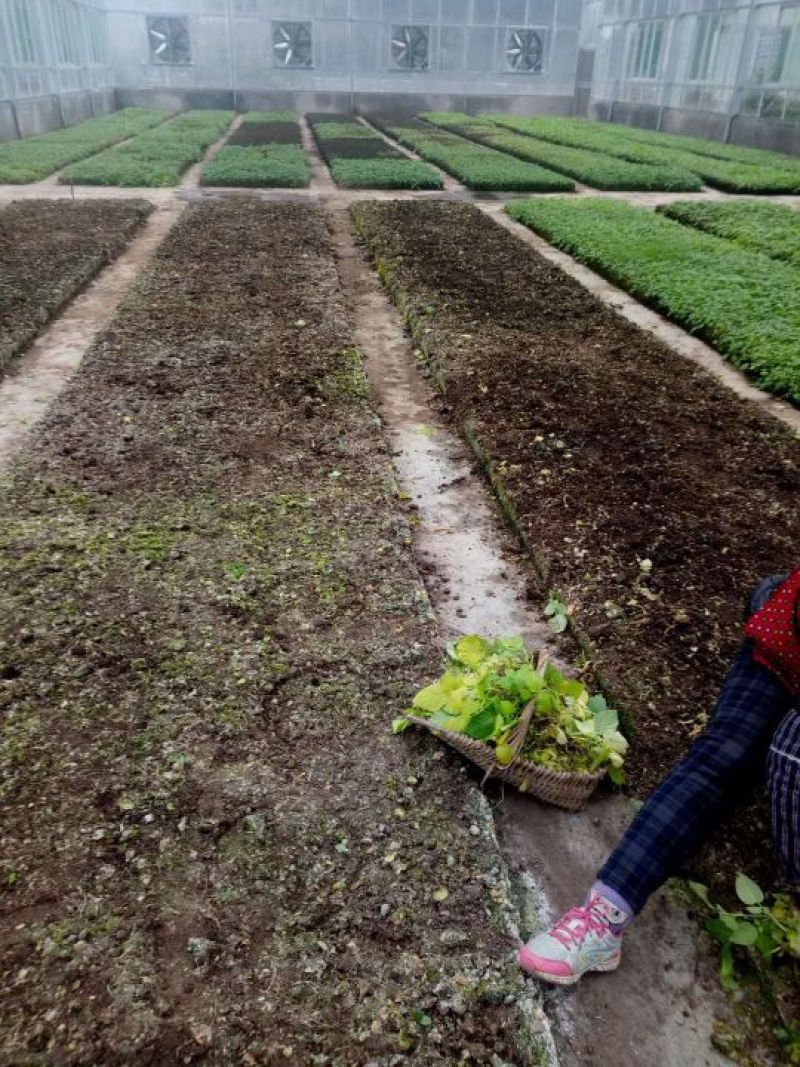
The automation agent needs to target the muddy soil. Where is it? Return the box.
[351,200,800,895]
[0,200,548,1065]
[0,199,151,375]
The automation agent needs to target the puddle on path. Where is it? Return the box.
[326,202,740,1067]
[0,201,184,465]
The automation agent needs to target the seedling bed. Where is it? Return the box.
[307,114,442,189]
[0,199,151,375]
[0,199,536,1064]
[353,199,800,890]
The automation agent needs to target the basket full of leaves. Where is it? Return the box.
[393,635,627,811]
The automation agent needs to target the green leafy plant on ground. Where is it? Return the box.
[489,114,800,193]
[659,199,800,268]
[506,196,800,404]
[329,157,442,189]
[373,118,573,192]
[0,108,170,183]
[689,875,799,989]
[202,144,309,187]
[420,112,701,191]
[60,110,234,187]
[393,634,627,779]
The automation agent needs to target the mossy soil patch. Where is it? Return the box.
[0,199,152,375]
[0,200,543,1065]
[351,200,800,893]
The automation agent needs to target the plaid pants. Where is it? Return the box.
[599,577,799,915]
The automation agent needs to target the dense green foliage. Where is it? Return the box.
[421,112,701,190]
[375,119,573,191]
[329,157,442,189]
[689,875,800,990]
[0,108,169,183]
[200,111,309,187]
[507,197,800,403]
[598,119,800,171]
[490,115,800,193]
[308,114,442,188]
[394,635,627,778]
[201,144,309,187]
[660,199,800,267]
[240,110,297,124]
[60,110,234,187]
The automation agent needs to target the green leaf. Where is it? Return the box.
[412,681,450,714]
[719,944,737,990]
[548,613,568,634]
[465,705,498,740]
[729,921,758,947]
[391,717,410,734]
[735,873,764,906]
[453,634,490,668]
[607,764,626,786]
[588,694,608,714]
[594,707,619,734]
[688,881,711,907]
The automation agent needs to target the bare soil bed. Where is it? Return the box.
[0,199,151,376]
[352,200,800,891]
[0,200,543,1065]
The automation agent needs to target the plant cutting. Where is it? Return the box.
[393,634,627,809]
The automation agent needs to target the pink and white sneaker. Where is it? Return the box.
[518,891,626,985]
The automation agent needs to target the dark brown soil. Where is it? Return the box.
[351,200,800,892]
[0,199,151,375]
[227,123,301,146]
[0,200,545,1065]
[317,137,400,159]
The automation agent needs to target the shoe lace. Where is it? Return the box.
[549,902,610,949]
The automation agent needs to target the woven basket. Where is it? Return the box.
[407,652,605,812]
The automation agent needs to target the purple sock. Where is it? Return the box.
[589,880,635,933]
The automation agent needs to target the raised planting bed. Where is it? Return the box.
[351,199,800,892]
[372,117,573,192]
[507,197,800,403]
[596,118,800,171]
[490,115,800,195]
[307,114,442,189]
[659,199,800,268]
[0,199,151,375]
[420,112,701,191]
[0,198,543,1065]
[202,111,309,187]
[0,108,170,183]
[201,144,309,187]
[60,110,234,187]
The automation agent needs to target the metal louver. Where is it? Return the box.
[273,22,313,68]
[506,28,544,72]
[391,25,429,70]
[147,17,191,65]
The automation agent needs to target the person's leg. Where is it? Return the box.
[520,576,793,983]
[768,709,800,887]
[597,640,791,914]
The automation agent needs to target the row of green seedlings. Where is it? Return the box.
[0,108,170,183]
[420,112,702,191]
[201,111,310,188]
[658,199,800,268]
[307,114,442,189]
[506,196,800,404]
[370,116,573,192]
[492,115,800,194]
[60,110,234,187]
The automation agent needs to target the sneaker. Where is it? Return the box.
[518,892,625,985]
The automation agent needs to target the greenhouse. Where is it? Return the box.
[0,2,799,1066]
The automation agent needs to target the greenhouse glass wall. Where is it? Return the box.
[1,0,799,152]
